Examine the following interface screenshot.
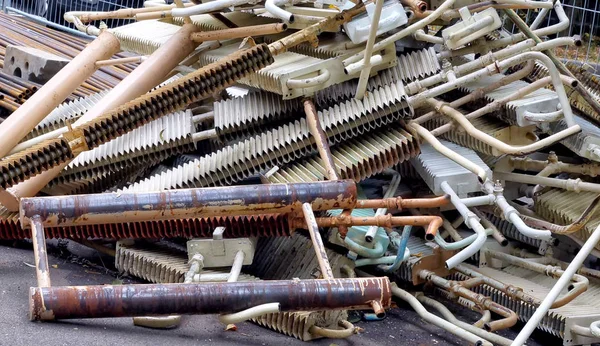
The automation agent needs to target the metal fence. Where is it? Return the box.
[506,0,600,69]
[1,0,599,67]
[0,0,144,34]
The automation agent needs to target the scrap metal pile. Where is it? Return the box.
[2,0,600,344]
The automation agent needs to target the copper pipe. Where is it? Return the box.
[355,195,450,210]
[309,214,443,240]
[337,209,353,239]
[304,98,339,180]
[20,180,357,228]
[30,215,51,288]
[400,0,428,14]
[419,270,518,332]
[30,277,392,321]
[190,23,288,42]
[0,31,120,159]
[302,203,335,279]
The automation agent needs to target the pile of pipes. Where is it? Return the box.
[3,0,600,345]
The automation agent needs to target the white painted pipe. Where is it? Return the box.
[218,303,281,324]
[511,223,600,346]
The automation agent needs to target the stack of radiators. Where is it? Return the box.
[454,263,600,345]
[266,124,418,183]
[118,79,413,192]
[248,233,354,341]
[534,189,600,250]
[44,110,197,195]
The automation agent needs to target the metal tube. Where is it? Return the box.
[313,215,443,239]
[190,24,288,42]
[30,215,51,288]
[511,224,600,346]
[417,294,514,346]
[355,0,384,100]
[304,99,339,181]
[302,203,334,279]
[218,303,281,324]
[495,172,600,194]
[441,181,489,269]
[20,180,357,228]
[365,173,401,242]
[227,251,245,283]
[355,195,450,210]
[420,270,518,332]
[390,284,490,346]
[0,31,120,159]
[29,277,392,321]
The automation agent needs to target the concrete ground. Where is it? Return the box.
[0,241,561,346]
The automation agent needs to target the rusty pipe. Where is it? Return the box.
[303,203,335,279]
[308,214,443,240]
[30,215,51,288]
[355,195,450,210]
[304,98,339,180]
[0,31,120,159]
[29,277,392,321]
[419,270,518,332]
[190,23,288,42]
[20,180,357,228]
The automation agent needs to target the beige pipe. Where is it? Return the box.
[1,24,202,212]
[96,56,146,67]
[427,98,580,155]
[0,31,120,160]
[190,23,288,42]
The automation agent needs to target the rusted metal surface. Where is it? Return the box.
[20,180,357,228]
[304,98,339,181]
[302,203,335,279]
[307,214,443,238]
[29,277,392,321]
[355,195,450,210]
[419,270,518,332]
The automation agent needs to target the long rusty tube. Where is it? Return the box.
[303,203,335,279]
[304,98,339,180]
[20,180,357,228]
[190,23,288,42]
[309,214,443,240]
[355,195,450,210]
[29,277,392,321]
[419,270,518,332]
[0,31,120,158]
[30,215,51,288]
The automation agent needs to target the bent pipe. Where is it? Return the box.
[29,277,392,321]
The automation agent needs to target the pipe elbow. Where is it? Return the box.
[265,0,295,23]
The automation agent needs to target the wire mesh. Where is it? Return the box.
[504,0,600,71]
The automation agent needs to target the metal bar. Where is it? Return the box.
[20,180,357,228]
[304,99,339,180]
[5,7,93,39]
[302,203,334,279]
[30,215,51,288]
[190,23,288,42]
[29,277,392,321]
